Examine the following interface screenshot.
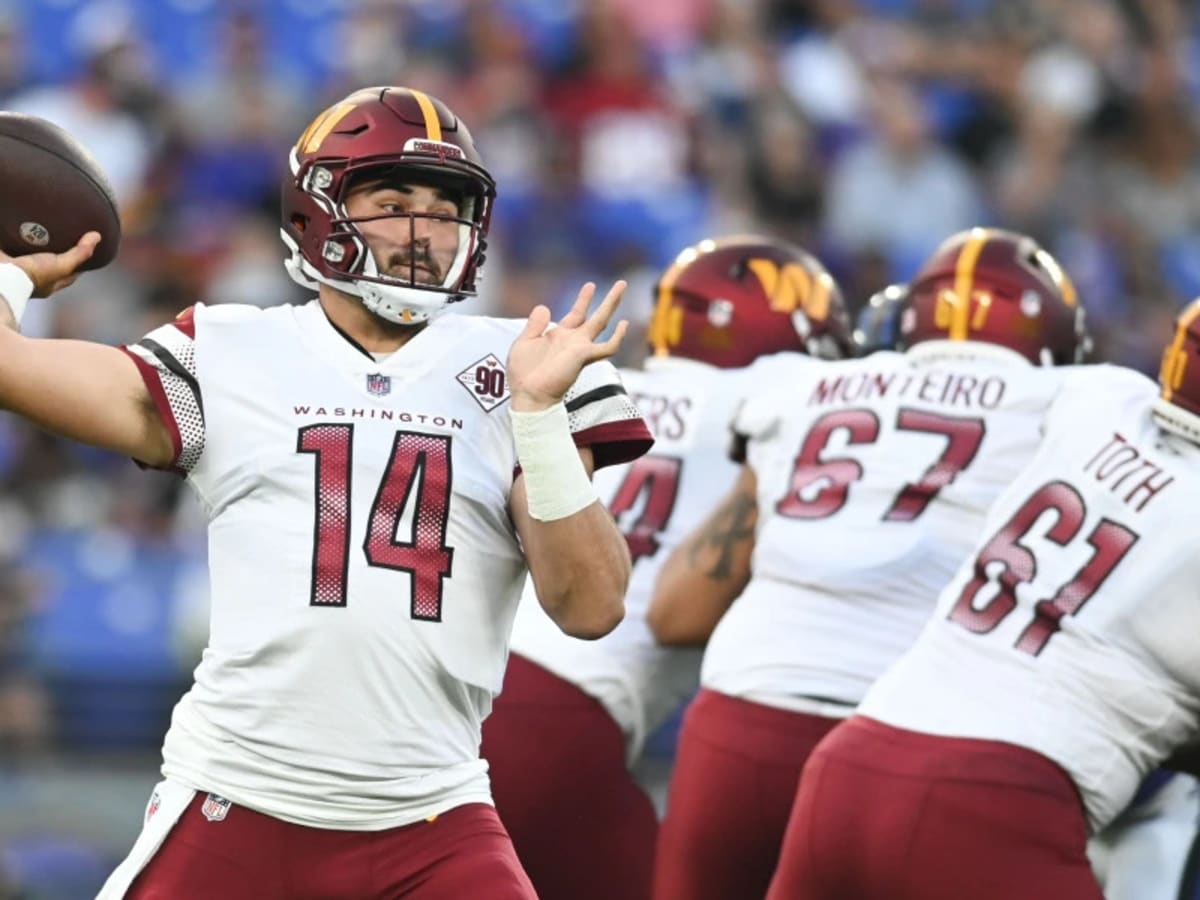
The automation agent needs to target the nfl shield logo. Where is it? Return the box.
[366,373,391,397]
[201,793,232,822]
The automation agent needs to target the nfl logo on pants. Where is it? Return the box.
[201,794,232,822]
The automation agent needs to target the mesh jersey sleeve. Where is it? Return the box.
[563,360,653,469]
[120,305,205,473]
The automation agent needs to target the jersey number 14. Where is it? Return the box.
[298,424,453,621]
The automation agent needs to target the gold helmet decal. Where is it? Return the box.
[744,258,831,321]
[1161,301,1200,401]
[296,102,358,155]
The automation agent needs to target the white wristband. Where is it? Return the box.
[0,264,33,330]
[512,402,598,521]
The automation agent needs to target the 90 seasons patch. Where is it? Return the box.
[456,354,510,412]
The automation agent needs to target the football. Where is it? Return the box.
[0,112,121,270]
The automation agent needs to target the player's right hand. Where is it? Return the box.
[0,231,100,297]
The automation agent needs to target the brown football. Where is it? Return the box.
[0,112,121,270]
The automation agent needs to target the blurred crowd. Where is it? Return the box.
[0,0,1198,758]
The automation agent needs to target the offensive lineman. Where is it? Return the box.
[648,228,1092,900]
[482,236,853,900]
[767,298,1200,900]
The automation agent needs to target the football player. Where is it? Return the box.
[648,227,1092,900]
[766,298,1200,900]
[481,236,854,900]
[0,86,653,899]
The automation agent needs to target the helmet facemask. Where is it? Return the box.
[283,150,493,325]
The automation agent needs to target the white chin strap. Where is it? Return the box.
[280,225,474,325]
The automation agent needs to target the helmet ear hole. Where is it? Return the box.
[290,214,308,233]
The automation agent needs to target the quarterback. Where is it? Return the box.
[0,86,651,899]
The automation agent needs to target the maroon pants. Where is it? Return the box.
[481,654,659,900]
[653,689,841,900]
[127,798,535,899]
[766,715,1104,900]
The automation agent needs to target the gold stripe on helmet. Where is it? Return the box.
[650,250,695,357]
[407,89,443,142]
[1161,299,1200,401]
[299,102,357,155]
[950,228,989,341]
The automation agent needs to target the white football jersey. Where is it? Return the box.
[702,346,1072,714]
[860,365,1200,832]
[509,354,808,760]
[121,300,651,830]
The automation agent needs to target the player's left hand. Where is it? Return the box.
[507,280,628,411]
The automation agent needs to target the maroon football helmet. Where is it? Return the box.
[899,228,1089,365]
[647,235,854,369]
[280,86,495,324]
[1154,297,1200,442]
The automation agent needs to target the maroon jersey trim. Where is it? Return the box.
[120,346,184,474]
[571,419,654,470]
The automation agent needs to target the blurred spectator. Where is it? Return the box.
[824,76,984,279]
[173,10,307,222]
[0,8,26,102]
[0,559,49,757]
[744,91,826,247]
[203,217,304,309]
[777,0,871,133]
[329,1,411,89]
[545,3,689,200]
[7,23,153,207]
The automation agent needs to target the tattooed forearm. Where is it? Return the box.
[687,487,757,579]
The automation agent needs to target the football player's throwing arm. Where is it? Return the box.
[0,235,175,468]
